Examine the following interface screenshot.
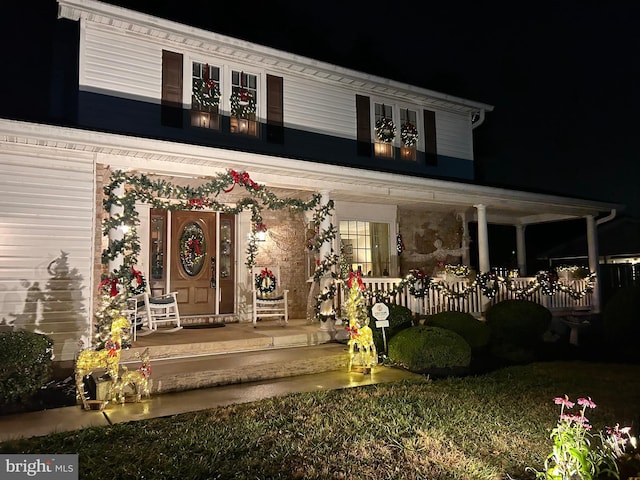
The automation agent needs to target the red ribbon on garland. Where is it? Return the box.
[347,270,365,290]
[99,278,119,297]
[224,169,260,192]
[188,198,204,209]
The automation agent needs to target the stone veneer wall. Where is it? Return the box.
[253,209,311,320]
[397,208,465,276]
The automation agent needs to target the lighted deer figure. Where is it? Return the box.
[115,347,152,404]
[74,315,131,410]
[344,271,378,372]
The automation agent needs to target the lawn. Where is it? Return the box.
[1,361,639,479]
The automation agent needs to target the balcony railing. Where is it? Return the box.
[334,275,595,318]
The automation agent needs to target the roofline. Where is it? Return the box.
[57,0,494,115]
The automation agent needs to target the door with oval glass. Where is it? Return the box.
[170,211,217,316]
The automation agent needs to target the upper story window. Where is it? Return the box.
[400,108,419,160]
[191,62,221,130]
[230,70,258,136]
[374,103,395,158]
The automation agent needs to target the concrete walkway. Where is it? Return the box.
[0,365,423,442]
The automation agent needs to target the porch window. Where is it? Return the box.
[230,70,258,136]
[373,103,395,159]
[191,62,221,130]
[339,221,390,276]
[400,108,418,161]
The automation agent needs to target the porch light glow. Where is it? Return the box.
[254,223,267,242]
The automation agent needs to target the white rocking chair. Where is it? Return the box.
[131,289,182,335]
[252,266,289,327]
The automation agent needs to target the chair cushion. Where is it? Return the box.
[256,295,284,301]
[149,296,176,304]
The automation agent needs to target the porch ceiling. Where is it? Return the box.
[0,118,622,226]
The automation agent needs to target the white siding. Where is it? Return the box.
[0,147,95,361]
[80,22,474,160]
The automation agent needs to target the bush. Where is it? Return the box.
[426,311,490,353]
[485,299,552,364]
[0,331,54,404]
[368,303,413,354]
[387,325,471,375]
[602,286,640,357]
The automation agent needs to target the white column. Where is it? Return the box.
[515,224,527,276]
[108,183,125,274]
[318,190,336,332]
[586,215,601,313]
[474,204,490,273]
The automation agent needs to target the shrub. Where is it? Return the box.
[426,311,490,352]
[602,286,640,356]
[387,325,471,375]
[485,299,551,364]
[368,303,413,354]
[0,331,54,404]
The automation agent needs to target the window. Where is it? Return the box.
[373,103,395,158]
[400,108,418,160]
[230,70,258,136]
[339,221,390,277]
[191,62,221,130]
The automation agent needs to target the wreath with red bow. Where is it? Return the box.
[255,268,277,294]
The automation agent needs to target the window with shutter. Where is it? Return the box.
[230,70,258,136]
[190,62,221,130]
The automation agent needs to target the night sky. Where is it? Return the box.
[2,1,639,263]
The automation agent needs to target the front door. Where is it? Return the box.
[170,211,217,315]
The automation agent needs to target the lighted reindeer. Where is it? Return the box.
[74,315,131,410]
[115,347,152,404]
[347,320,378,372]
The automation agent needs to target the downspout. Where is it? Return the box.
[596,208,616,226]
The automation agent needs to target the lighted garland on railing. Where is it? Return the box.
[356,269,596,305]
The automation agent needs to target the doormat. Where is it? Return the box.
[182,323,226,329]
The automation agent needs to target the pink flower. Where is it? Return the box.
[554,395,575,409]
[577,397,596,409]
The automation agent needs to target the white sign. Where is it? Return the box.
[372,302,389,328]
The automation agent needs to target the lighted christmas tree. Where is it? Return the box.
[344,271,377,370]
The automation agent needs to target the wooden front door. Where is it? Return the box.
[170,211,217,315]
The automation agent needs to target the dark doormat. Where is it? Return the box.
[182,323,226,329]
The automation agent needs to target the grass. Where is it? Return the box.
[1,361,639,479]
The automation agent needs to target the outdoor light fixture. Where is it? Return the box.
[254,223,267,242]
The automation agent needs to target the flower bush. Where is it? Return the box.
[527,395,636,480]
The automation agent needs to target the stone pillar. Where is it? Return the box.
[318,191,336,332]
[586,215,601,313]
[474,204,490,274]
[515,224,527,276]
[108,182,125,274]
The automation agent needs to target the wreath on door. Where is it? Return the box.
[255,268,277,294]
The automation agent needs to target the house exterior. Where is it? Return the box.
[0,0,622,364]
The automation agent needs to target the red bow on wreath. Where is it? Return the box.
[131,266,144,285]
[260,268,273,278]
[188,238,202,255]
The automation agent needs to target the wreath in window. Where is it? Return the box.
[230,89,256,118]
[192,77,221,110]
[401,121,419,147]
[375,117,396,143]
[255,268,277,295]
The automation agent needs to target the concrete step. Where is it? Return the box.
[115,319,348,394]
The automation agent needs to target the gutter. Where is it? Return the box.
[471,109,486,129]
[596,209,617,226]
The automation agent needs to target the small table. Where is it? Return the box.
[560,309,592,346]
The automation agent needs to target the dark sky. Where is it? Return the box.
[3,1,639,221]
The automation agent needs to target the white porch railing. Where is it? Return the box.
[334,276,594,318]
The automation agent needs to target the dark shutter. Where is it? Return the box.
[423,109,437,165]
[266,74,284,144]
[356,94,372,157]
[161,50,183,128]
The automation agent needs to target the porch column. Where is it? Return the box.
[318,190,336,332]
[474,204,490,273]
[586,215,601,313]
[515,224,527,276]
[108,182,125,274]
